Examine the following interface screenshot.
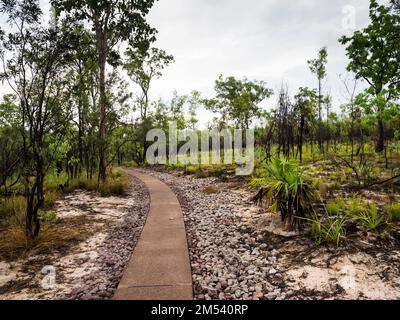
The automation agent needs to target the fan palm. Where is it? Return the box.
[253,158,318,231]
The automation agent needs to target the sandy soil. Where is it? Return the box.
[0,175,149,300]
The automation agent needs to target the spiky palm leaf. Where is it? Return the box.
[254,158,318,231]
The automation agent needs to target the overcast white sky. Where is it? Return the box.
[146,0,371,120]
[1,0,374,126]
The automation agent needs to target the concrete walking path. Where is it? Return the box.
[113,169,193,300]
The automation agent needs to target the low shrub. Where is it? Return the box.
[66,170,129,197]
[357,210,386,231]
[0,196,26,228]
[383,203,400,221]
[211,166,226,177]
[111,167,124,178]
[42,191,61,210]
[348,196,370,217]
[329,173,338,181]
[123,160,137,168]
[250,158,319,231]
[44,172,69,191]
[325,197,346,216]
[98,179,127,197]
[0,216,93,261]
[312,179,329,198]
[304,213,346,247]
[0,196,26,218]
[184,165,199,175]
[347,197,385,231]
[38,210,58,223]
[326,202,340,216]
[195,169,209,179]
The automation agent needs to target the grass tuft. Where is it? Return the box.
[303,213,346,247]
[66,168,129,197]
[0,216,93,262]
[202,185,219,194]
[383,203,400,221]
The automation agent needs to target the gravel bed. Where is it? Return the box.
[142,170,276,300]
[143,169,400,300]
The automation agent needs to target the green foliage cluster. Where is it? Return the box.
[383,203,400,221]
[68,170,128,197]
[38,210,58,223]
[308,195,391,246]
[250,158,319,231]
[305,213,347,247]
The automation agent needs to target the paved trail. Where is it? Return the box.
[113,169,193,300]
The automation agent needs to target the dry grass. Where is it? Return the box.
[66,168,129,197]
[0,215,94,262]
[42,191,61,210]
[0,171,123,262]
[202,185,220,194]
[0,196,26,217]
[225,182,242,190]
[0,196,26,229]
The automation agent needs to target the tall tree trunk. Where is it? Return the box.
[77,67,84,176]
[299,117,304,163]
[141,93,149,163]
[97,34,107,183]
[78,103,84,175]
[376,118,385,153]
[350,117,355,164]
[318,79,325,155]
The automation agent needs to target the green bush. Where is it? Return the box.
[326,202,340,216]
[42,191,61,210]
[348,196,370,217]
[111,167,124,178]
[66,171,129,197]
[0,196,26,227]
[325,197,346,216]
[383,203,400,221]
[123,160,137,168]
[251,158,319,231]
[347,197,385,231]
[38,210,58,223]
[304,213,346,247]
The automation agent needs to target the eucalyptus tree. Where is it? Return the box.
[124,47,174,121]
[339,74,360,163]
[51,0,158,182]
[340,0,400,153]
[124,47,174,162]
[275,86,294,159]
[169,90,188,130]
[65,24,98,176]
[187,91,201,130]
[205,75,273,130]
[0,0,72,238]
[308,47,328,154]
[294,87,318,163]
[0,95,22,191]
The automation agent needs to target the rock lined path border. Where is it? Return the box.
[113,169,193,300]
